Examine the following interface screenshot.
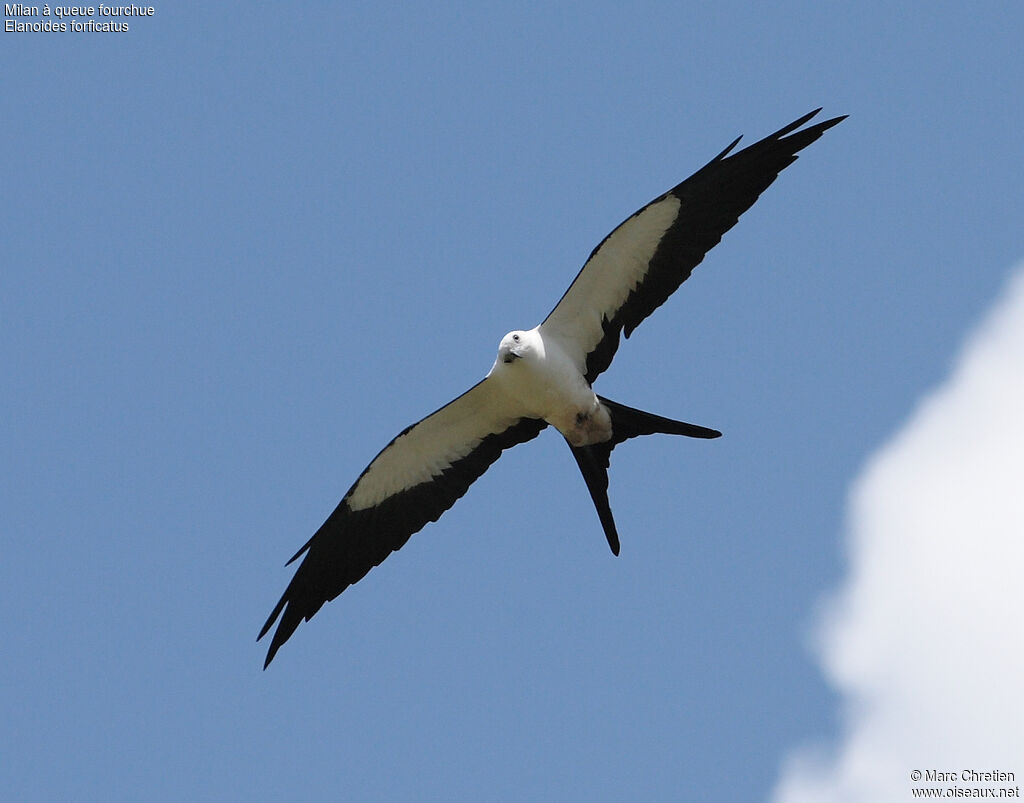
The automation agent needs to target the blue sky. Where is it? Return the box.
[3,3,1023,800]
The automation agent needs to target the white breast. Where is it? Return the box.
[489,327,610,445]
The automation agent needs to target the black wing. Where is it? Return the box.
[541,109,845,383]
[259,378,546,667]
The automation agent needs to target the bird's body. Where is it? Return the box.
[491,327,610,446]
[259,109,845,667]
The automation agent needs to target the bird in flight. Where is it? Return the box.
[259,108,845,667]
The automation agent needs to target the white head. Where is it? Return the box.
[496,328,542,367]
[497,330,527,365]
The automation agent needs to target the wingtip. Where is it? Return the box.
[796,107,824,126]
[258,594,286,642]
[257,591,293,670]
[712,134,744,162]
[816,112,849,131]
[259,619,289,669]
[773,108,824,139]
[772,108,848,142]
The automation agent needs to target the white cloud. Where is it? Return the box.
[774,264,1024,803]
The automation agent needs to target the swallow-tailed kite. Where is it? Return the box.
[259,109,845,667]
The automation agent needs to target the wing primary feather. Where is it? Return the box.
[706,134,743,164]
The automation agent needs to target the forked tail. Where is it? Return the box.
[568,396,720,555]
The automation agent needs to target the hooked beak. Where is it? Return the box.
[502,352,521,364]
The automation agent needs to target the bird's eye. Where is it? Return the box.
[513,334,520,342]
